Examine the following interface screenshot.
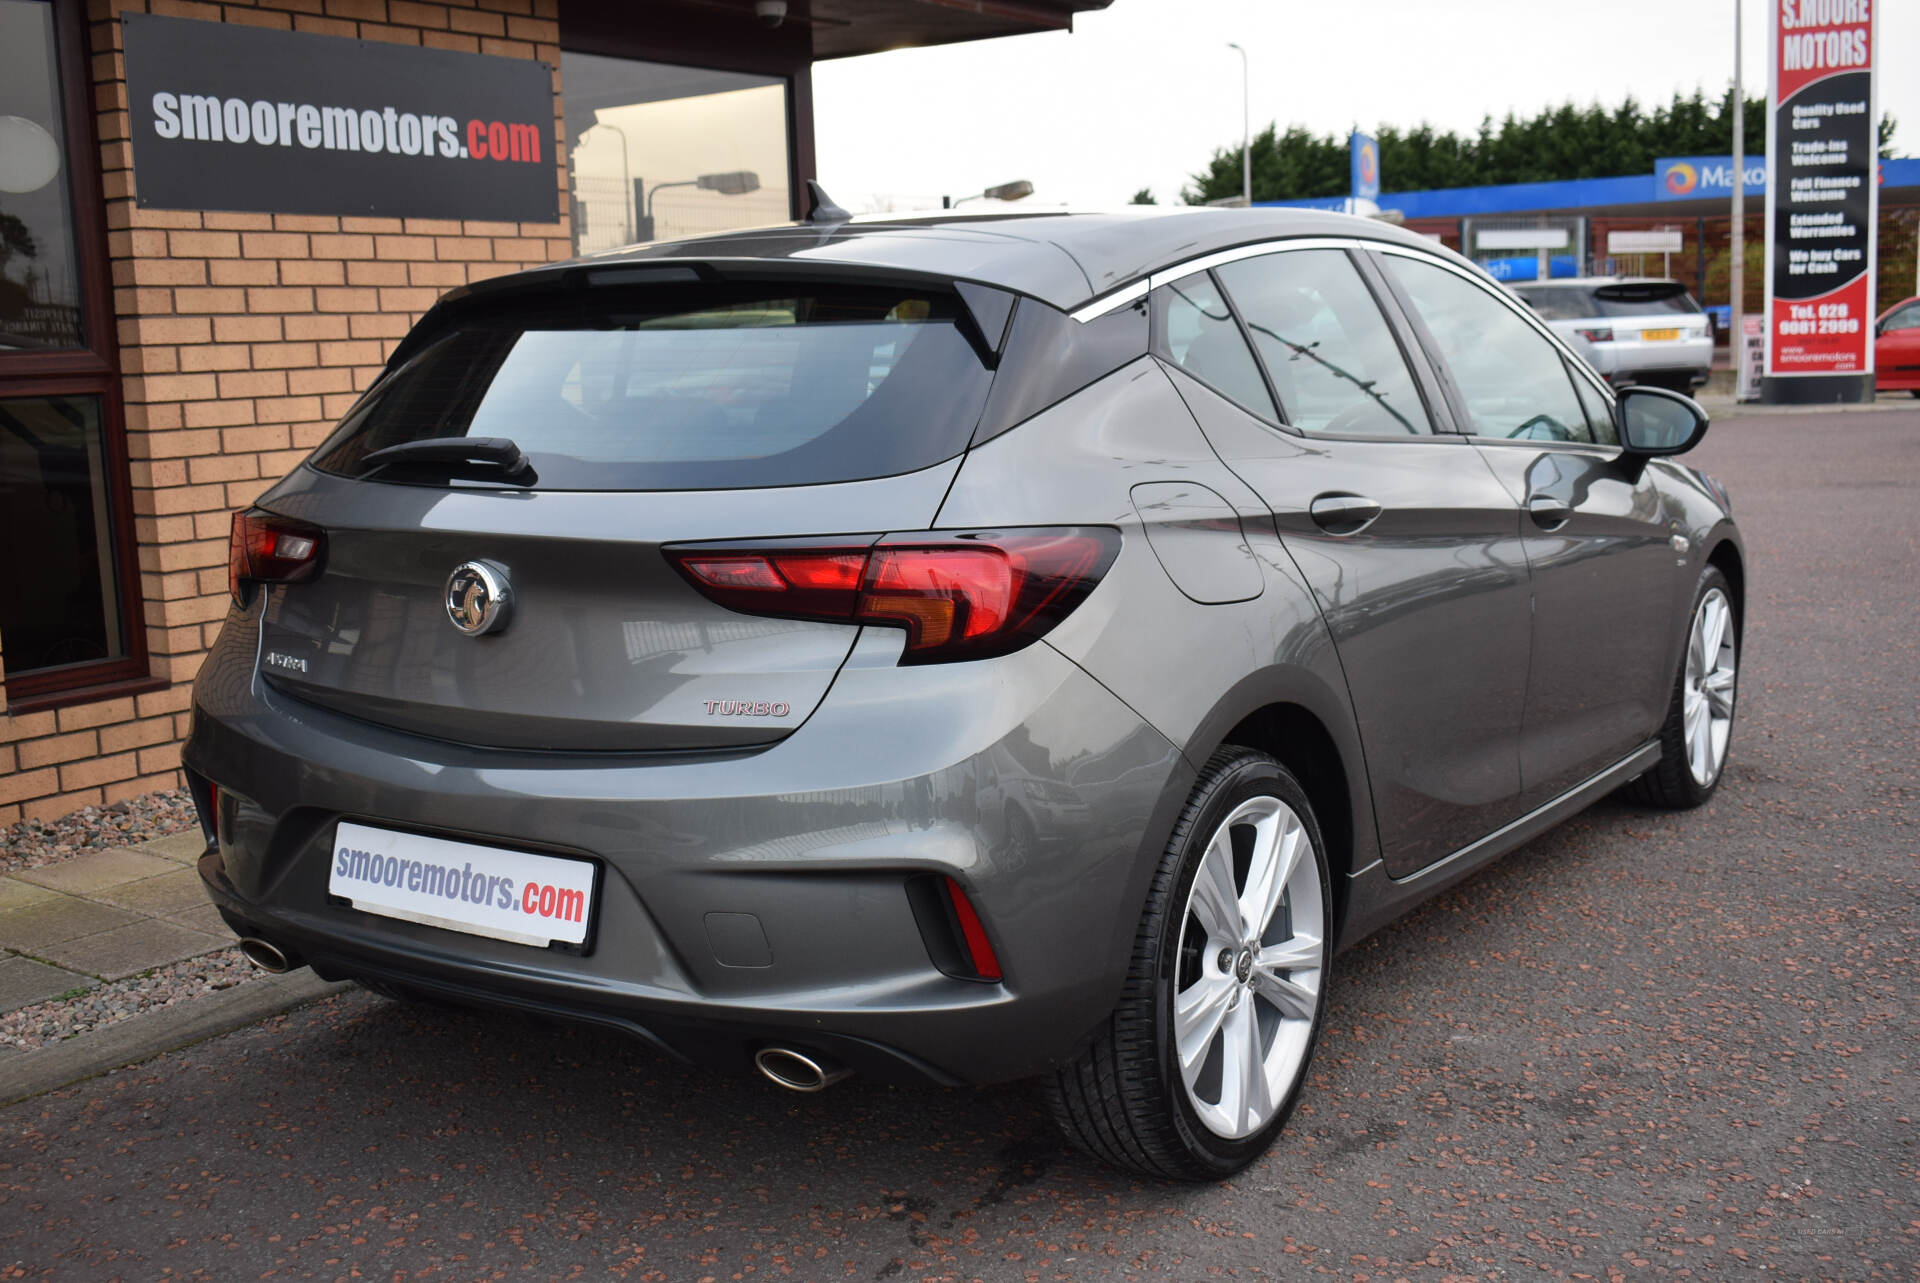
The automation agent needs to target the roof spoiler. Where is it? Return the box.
[1594,281,1688,303]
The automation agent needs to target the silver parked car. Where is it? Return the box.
[187,205,1744,1180]
[1510,277,1713,392]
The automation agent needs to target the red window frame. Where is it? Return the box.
[1,0,153,711]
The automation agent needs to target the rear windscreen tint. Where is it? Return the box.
[310,286,993,490]
[1516,284,1702,320]
[1592,284,1700,317]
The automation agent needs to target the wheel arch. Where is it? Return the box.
[1176,671,1378,949]
[1706,535,1745,635]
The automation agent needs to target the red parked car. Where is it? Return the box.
[1878,296,1920,395]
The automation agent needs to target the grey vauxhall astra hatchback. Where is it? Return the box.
[186,205,1744,1180]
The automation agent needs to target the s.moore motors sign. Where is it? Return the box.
[1762,0,1877,400]
[122,14,557,222]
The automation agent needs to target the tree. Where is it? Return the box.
[1175,88,1899,204]
[1129,187,1156,205]
[0,210,35,269]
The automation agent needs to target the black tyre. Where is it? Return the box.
[1046,748,1332,1181]
[1626,566,1739,809]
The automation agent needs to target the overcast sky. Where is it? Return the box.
[812,0,1916,212]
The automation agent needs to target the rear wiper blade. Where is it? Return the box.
[359,436,536,485]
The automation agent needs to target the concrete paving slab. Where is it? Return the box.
[94,868,210,917]
[0,897,140,955]
[0,956,92,1015]
[135,832,209,865]
[163,902,231,939]
[14,848,177,896]
[0,878,62,915]
[37,920,227,982]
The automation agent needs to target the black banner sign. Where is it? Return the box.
[122,14,557,223]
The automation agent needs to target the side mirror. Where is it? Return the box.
[1617,384,1709,456]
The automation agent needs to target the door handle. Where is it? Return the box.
[1526,495,1573,530]
[1308,493,1382,535]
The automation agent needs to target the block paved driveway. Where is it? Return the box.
[1,409,1915,1281]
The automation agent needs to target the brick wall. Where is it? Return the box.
[0,0,571,825]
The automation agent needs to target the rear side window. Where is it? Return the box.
[1216,249,1432,436]
[311,285,993,490]
[1156,271,1277,420]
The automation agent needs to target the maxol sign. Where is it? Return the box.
[1654,156,1767,200]
[122,14,557,222]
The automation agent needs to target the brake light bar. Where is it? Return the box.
[665,527,1119,665]
[229,509,326,607]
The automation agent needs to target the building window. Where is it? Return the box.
[562,53,791,253]
[0,0,145,702]
[0,0,85,350]
[0,394,125,673]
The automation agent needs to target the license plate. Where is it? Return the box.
[329,821,595,948]
[1642,328,1681,341]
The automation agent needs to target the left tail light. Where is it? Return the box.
[665,527,1120,665]
[1576,326,1613,343]
[229,509,325,607]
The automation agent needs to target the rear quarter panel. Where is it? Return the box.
[936,358,1381,949]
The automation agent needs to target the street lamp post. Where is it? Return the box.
[946,180,1035,208]
[1227,42,1249,207]
[585,122,632,242]
[1730,0,1745,395]
[638,170,761,242]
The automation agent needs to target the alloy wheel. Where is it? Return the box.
[1682,586,1737,787]
[1172,795,1325,1140]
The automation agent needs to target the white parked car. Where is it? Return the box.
[1510,278,1711,392]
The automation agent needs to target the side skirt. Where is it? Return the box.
[1334,740,1662,951]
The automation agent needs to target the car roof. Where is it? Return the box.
[1513,277,1680,288]
[444,208,1453,314]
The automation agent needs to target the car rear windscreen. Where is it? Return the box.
[310,284,994,490]
[1591,282,1700,318]
[1516,283,1702,321]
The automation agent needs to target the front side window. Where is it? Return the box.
[313,285,992,490]
[1883,304,1920,332]
[1217,249,1432,437]
[1156,270,1276,420]
[1566,363,1619,446]
[1512,286,1596,321]
[1384,255,1594,444]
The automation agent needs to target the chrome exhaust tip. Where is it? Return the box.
[754,1046,852,1093]
[237,936,300,974]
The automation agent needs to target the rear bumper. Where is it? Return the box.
[185,619,1187,1085]
[1590,336,1712,384]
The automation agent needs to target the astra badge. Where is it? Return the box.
[445,560,512,636]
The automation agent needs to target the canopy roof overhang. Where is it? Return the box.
[563,0,1112,65]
